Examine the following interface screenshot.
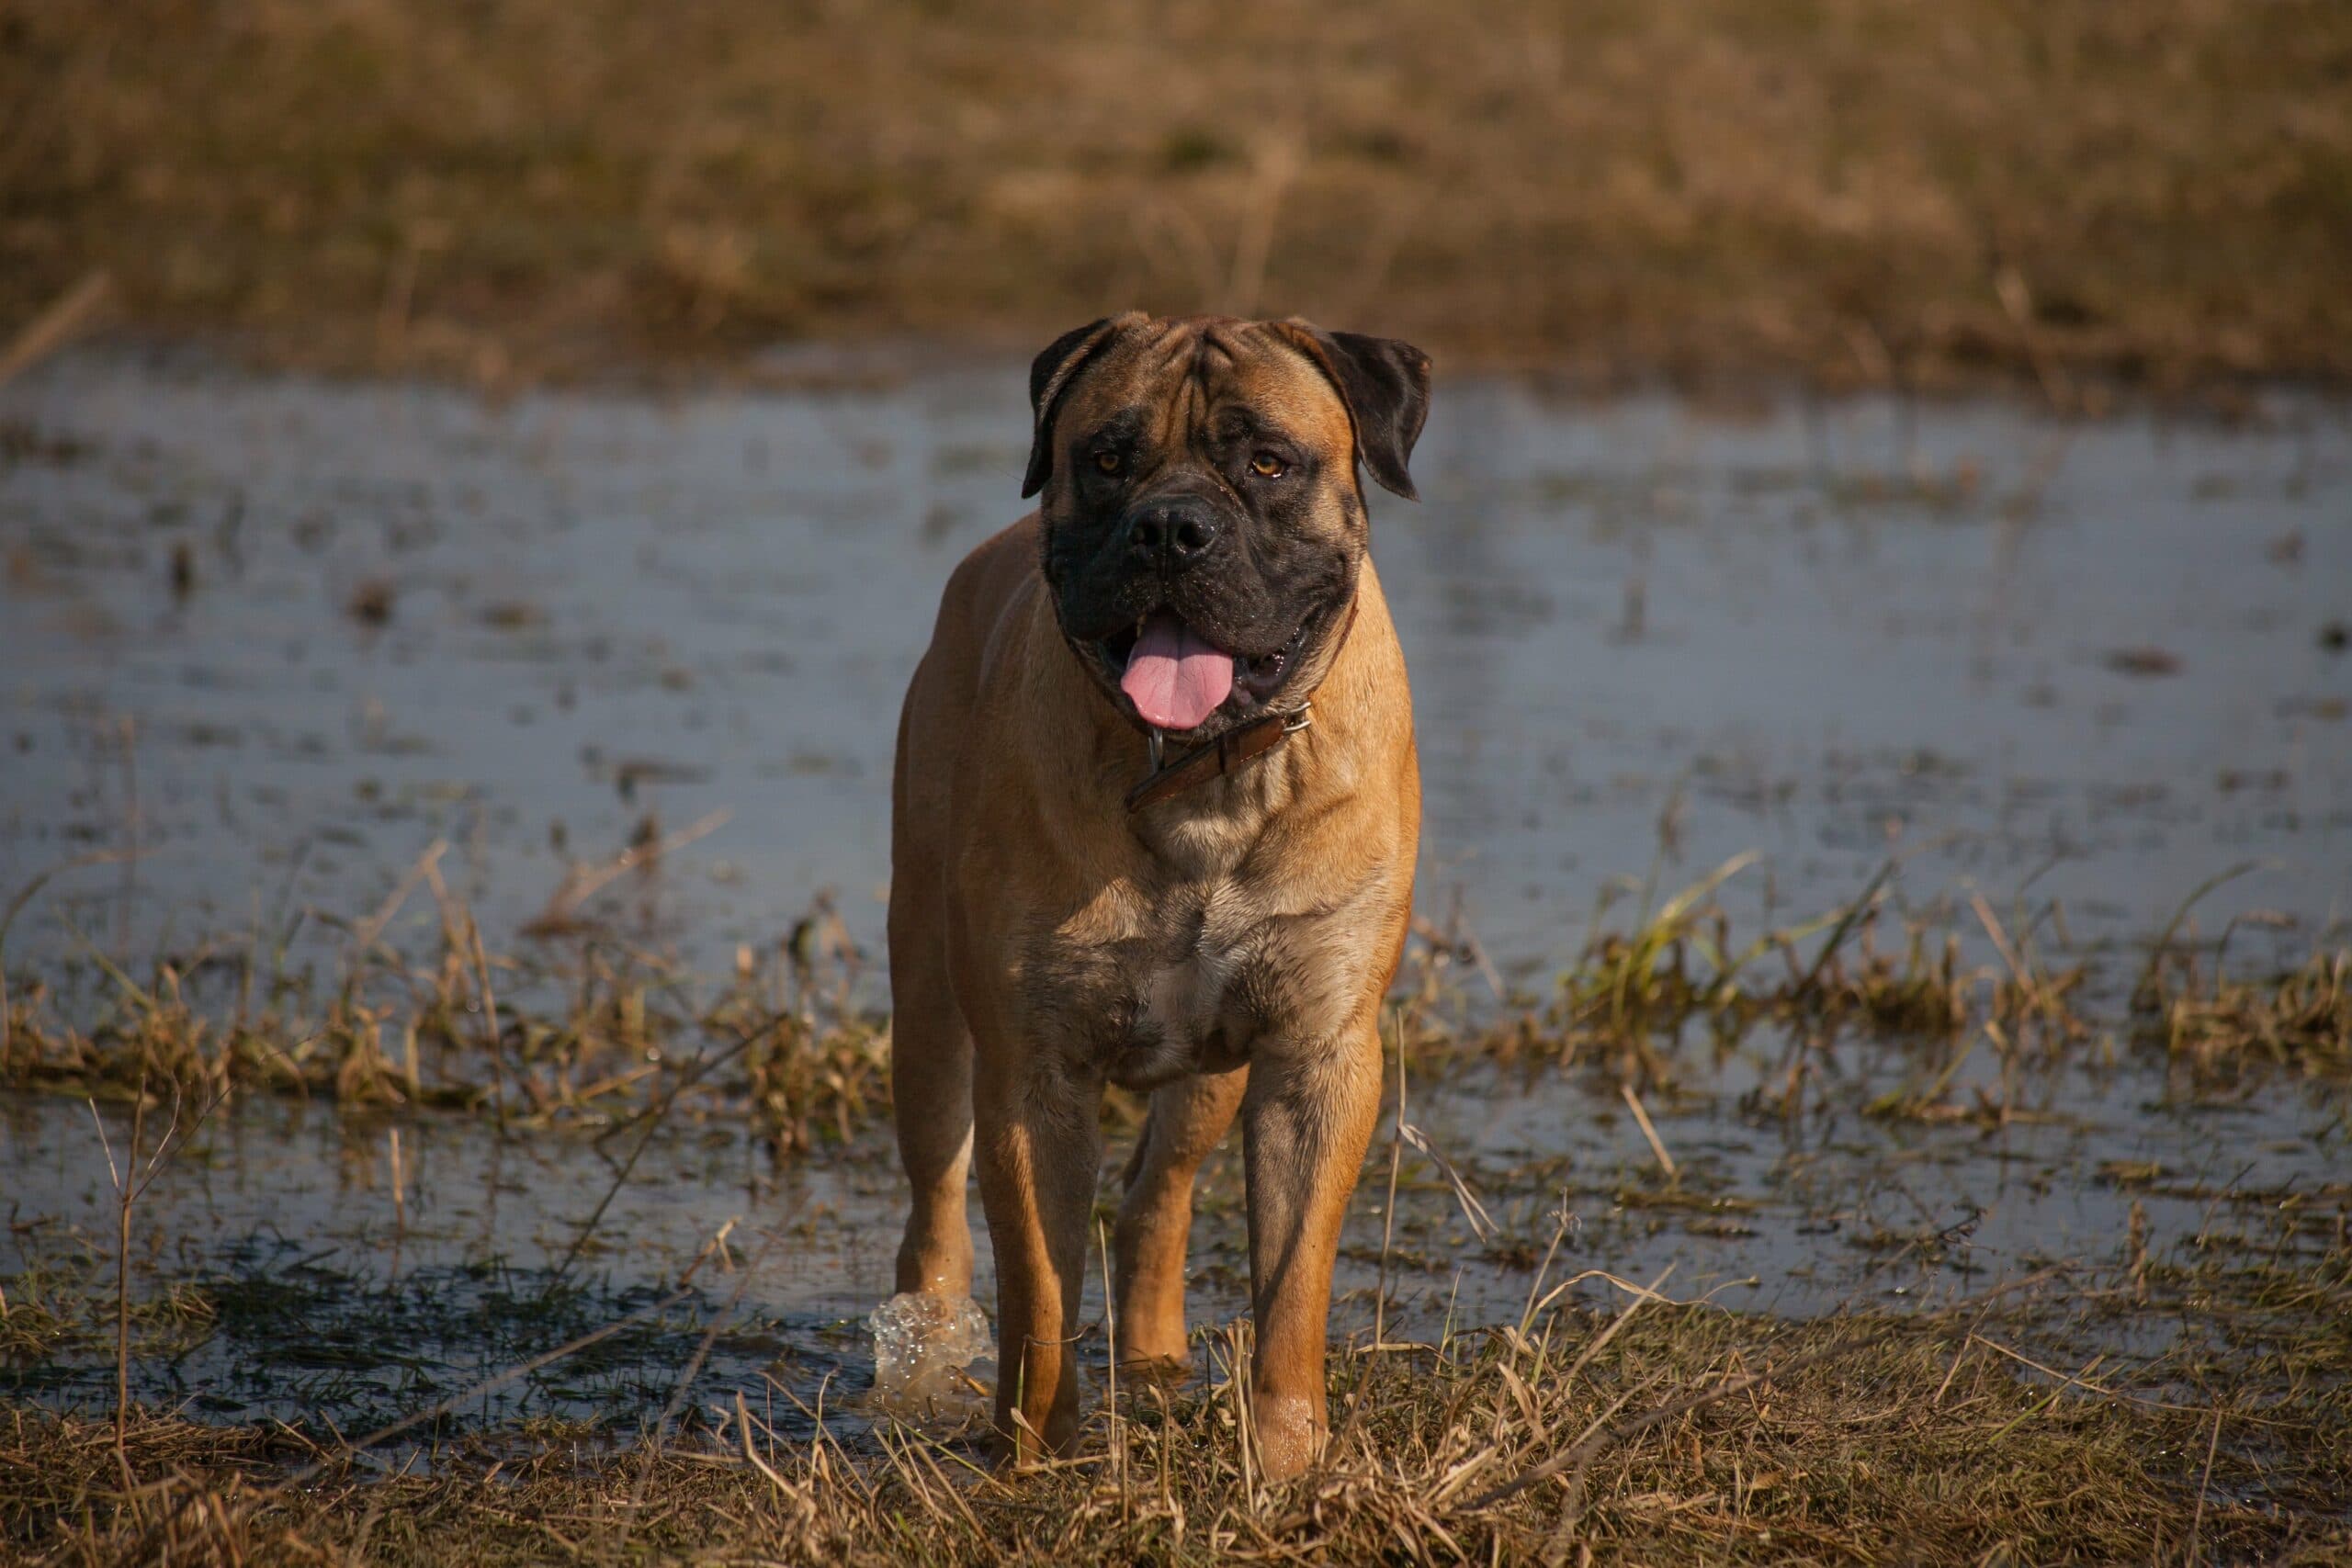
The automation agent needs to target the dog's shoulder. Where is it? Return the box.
[899,516,1043,822]
[929,514,1040,647]
[905,514,1047,709]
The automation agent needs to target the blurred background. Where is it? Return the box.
[6,0,2349,391]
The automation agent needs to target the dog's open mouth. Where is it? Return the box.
[1101,608,1321,733]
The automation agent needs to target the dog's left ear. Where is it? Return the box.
[1272,321,1432,502]
[1023,312,1147,499]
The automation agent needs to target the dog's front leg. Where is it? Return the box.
[1240,1020,1383,1482]
[973,1050,1102,1464]
[1114,1066,1250,1371]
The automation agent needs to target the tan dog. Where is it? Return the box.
[888,312,1429,1479]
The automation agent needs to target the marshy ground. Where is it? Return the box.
[2,353,2348,1562]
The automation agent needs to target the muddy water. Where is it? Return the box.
[3,350,2348,1442]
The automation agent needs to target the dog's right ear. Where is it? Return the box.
[1023,313,1145,499]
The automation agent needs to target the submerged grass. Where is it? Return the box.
[4,855,2346,1153]
[2141,946,2352,1082]
[1398,857,2346,1113]
[1,850,893,1153]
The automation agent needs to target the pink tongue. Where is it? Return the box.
[1121,612,1235,731]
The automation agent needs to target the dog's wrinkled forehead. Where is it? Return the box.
[1022,312,1430,504]
[1056,318,1351,474]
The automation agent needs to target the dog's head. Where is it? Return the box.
[1023,313,1430,739]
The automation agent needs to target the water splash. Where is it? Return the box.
[866,1292,993,1426]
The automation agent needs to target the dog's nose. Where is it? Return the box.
[1125,501,1219,569]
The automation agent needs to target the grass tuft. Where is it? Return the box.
[6,860,2346,1157]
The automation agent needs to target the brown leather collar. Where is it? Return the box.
[1125,705,1313,813]
[1123,592,1360,814]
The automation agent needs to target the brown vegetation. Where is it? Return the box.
[6,0,2349,390]
[4,853,2344,1151]
[3,865,2346,1562]
[7,1257,2347,1565]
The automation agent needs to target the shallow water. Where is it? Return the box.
[3,350,2348,1442]
[4,351,2346,974]
[5,1028,2342,1445]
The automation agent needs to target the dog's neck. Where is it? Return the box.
[1118,589,1358,812]
[1122,705,1313,813]
[1007,559,1403,874]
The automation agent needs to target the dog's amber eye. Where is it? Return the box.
[1093,450,1123,475]
[1250,452,1285,479]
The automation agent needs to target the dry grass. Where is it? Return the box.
[6,1262,2347,1566]
[4,875,2346,1562]
[5,0,2349,391]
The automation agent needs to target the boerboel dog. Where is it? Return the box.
[888,312,1429,1480]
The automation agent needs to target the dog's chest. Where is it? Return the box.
[1020,878,1310,1089]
